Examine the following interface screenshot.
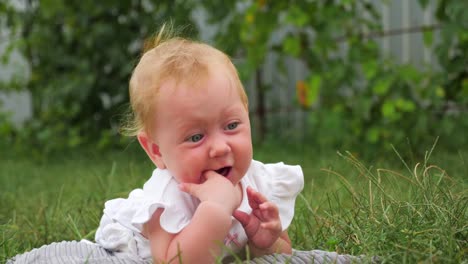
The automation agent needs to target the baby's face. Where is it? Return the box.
[152,67,252,187]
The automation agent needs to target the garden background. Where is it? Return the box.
[0,0,467,263]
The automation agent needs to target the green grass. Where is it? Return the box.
[1,142,467,263]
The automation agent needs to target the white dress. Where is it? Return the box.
[95,160,304,260]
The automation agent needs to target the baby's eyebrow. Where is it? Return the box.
[174,119,198,131]
[222,105,246,115]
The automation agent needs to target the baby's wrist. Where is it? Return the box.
[203,196,238,215]
[198,201,234,219]
[247,242,271,256]
[248,235,290,256]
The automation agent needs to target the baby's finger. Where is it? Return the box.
[233,210,250,227]
[203,170,219,179]
[259,202,279,215]
[253,209,264,220]
[247,187,268,208]
[260,221,281,231]
[179,183,200,197]
[260,202,280,221]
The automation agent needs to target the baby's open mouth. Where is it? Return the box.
[215,167,232,177]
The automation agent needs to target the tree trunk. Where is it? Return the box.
[255,68,266,142]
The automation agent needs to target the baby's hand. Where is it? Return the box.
[233,187,282,250]
[179,171,239,214]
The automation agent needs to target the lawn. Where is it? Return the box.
[1,142,467,263]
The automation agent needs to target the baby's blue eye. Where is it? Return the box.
[188,134,203,142]
[226,122,239,130]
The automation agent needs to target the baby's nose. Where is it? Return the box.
[209,139,231,158]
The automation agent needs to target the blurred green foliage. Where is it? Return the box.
[201,0,467,155]
[0,0,197,155]
[0,0,467,156]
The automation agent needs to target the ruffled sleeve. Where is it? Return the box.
[130,169,199,234]
[248,160,304,230]
[95,168,199,256]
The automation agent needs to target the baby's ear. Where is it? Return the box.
[137,132,166,169]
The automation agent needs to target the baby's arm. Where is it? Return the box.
[145,203,232,263]
[145,171,240,263]
[233,187,292,256]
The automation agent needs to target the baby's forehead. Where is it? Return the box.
[158,75,236,102]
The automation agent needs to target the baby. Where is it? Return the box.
[95,27,304,263]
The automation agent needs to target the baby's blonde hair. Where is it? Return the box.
[123,25,248,138]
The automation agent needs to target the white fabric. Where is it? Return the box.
[95,159,304,260]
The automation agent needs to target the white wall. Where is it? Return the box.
[0,32,32,128]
